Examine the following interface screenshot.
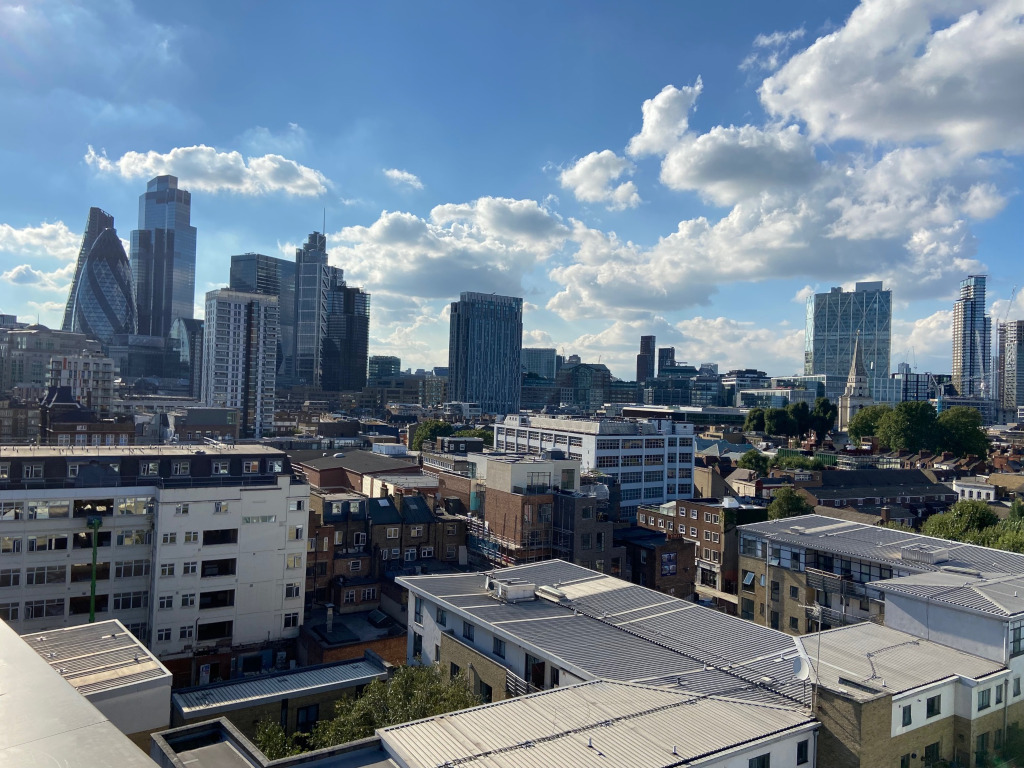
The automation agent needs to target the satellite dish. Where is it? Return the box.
[794,657,811,681]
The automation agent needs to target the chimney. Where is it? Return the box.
[326,603,334,634]
[880,505,891,523]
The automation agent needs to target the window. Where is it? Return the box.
[172,461,190,476]
[405,548,416,562]
[493,637,506,658]
[296,703,318,731]
[180,625,194,640]
[288,525,304,541]
[902,705,912,726]
[181,593,195,607]
[436,608,447,627]
[285,583,301,598]
[581,533,592,550]
[360,587,376,601]
[410,525,424,537]
[996,685,1004,705]
[386,527,399,539]
[183,561,197,575]
[286,554,302,569]
[26,565,66,585]
[353,532,367,546]
[742,571,756,591]
[184,531,199,543]
[157,627,171,642]
[160,563,175,577]
[789,585,800,600]
[1015,677,1021,697]
[978,688,991,710]
[420,546,434,558]
[1,537,22,555]
[741,598,754,621]
[288,499,304,511]
[789,616,799,631]
[111,591,148,611]
[900,755,911,768]
[0,569,20,588]
[213,461,229,475]
[214,501,229,514]
[118,529,151,546]
[926,694,941,718]
[344,590,355,604]
[243,461,259,473]
[462,622,475,642]
[796,739,809,765]
[924,742,940,765]
[284,612,299,628]
[0,602,18,621]
[450,662,460,678]
[174,504,189,516]
[159,594,173,609]
[748,755,770,768]
[414,597,423,623]
[140,461,159,476]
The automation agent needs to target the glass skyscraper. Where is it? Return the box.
[952,275,992,397]
[62,207,114,332]
[448,291,523,415]
[804,281,892,396]
[130,175,197,338]
[229,253,296,377]
[68,228,137,346]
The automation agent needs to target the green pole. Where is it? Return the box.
[87,516,102,623]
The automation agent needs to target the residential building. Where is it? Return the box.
[229,252,296,377]
[131,175,197,338]
[48,351,115,412]
[736,513,1024,636]
[613,526,696,597]
[367,355,401,382]
[636,334,655,382]
[0,324,103,399]
[38,386,135,446]
[447,291,522,415]
[61,206,115,332]
[999,320,1024,414]
[201,289,278,438]
[783,468,956,522]
[521,347,556,379]
[804,281,892,395]
[0,396,39,443]
[493,414,695,520]
[0,445,308,686]
[293,450,420,494]
[953,274,992,397]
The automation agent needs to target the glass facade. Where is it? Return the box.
[953,275,991,397]
[448,292,523,414]
[62,207,114,332]
[70,228,137,345]
[130,176,197,338]
[229,253,296,377]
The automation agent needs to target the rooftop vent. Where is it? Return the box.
[899,543,950,565]
[535,585,567,603]
[489,577,537,603]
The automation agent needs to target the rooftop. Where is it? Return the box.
[0,444,285,458]
[740,514,1024,574]
[399,560,809,707]
[872,571,1024,618]
[297,451,418,475]
[799,622,1004,702]
[22,619,170,696]
[381,680,816,768]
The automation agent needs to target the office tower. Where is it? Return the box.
[952,275,991,397]
[168,318,205,399]
[448,292,523,415]
[999,320,1024,412]
[521,348,557,379]
[368,355,402,382]
[62,207,114,331]
[636,335,656,382]
[321,267,370,392]
[657,347,675,377]
[804,281,892,394]
[201,290,278,438]
[68,228,137,345]
[292,233,329,387]
[229,253,296,377]
[130,175,197,338]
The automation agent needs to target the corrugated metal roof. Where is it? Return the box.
[22,619,170,695]
[740,514,1024,574]
[798,623,1005,702]
[399,560,810,708]
[173,659,388,716]
[873,571,1024,617]
[380,680,816,768]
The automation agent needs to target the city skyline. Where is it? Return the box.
[1,0,1022,381]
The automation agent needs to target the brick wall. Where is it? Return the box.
[439,631,508,704]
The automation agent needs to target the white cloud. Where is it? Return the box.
[0,221,81,261]
[626,79,703,157]
[84,145,329,196]
[383,168,424,190]
[675,316,805,374]
[0,262,75,292]
[559,150,641,211]
[793,285,815,303]
[760,0,1024,154]
[740,26,806,72]
[891,310,955,372]
[240,123,308,155]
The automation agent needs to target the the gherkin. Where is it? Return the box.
[71,228,137,345]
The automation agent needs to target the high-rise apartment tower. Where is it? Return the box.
[448,292,523,415]
[952,275,991,397]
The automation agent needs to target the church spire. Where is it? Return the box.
[848,330,868,381]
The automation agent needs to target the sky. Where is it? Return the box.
[1,0,1022,381]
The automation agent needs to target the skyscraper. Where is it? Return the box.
[952,275,991,397]
[169,317,205,399]
[998,320,1024,412]
[130,175,197,338]
[521,348,557,379]
[657,347,675,377]
[368,355,402,382]
[804,281,892,394]
[292,233,329,387]
[201,290,278,438]
[68,228,137,345]
[448,292,523,415]
[636,335,656,382]
[62,207,114,332]
[229,253,296,377]
[321,266,370,392]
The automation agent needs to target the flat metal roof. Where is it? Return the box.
[174,659,388,717]
[873,571,1024,618]
[381,680,816,768]
[22,619,171,695]
[0,444,284,458]
[798,623,1005,702]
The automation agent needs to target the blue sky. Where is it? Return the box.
[1,0,1022,380]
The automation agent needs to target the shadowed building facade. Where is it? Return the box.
[448,292,523,415]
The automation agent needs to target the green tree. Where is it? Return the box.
[847,404,892,442]
[764,408,798,437]
[770,454,825,472]
[452,428,494,447]
[737,450,770,476]
[921,499,1000,542]
[1009,498,1024,522]
[876,401,937,452]
[309,665,480,750]
[411,420,455,451]
[935,406,989,457]
[254,719,302,760]
[743,408,766,432]
[786,401,813,436]
[880,520,915,532]
[810,397,839,438]
[766,487,815,520]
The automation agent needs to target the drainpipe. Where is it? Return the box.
[87,516,102,622]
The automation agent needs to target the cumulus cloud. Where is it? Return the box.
[84,145,329,196]
[760,0,1024,154]
[740,27,806,72]
[675,316,805,374]
[0,221,81,261]
[383,168,424,190]
[240,123,308,155]
[1,262,75,292]
[559,150,641,210]
[626,79,703,157]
